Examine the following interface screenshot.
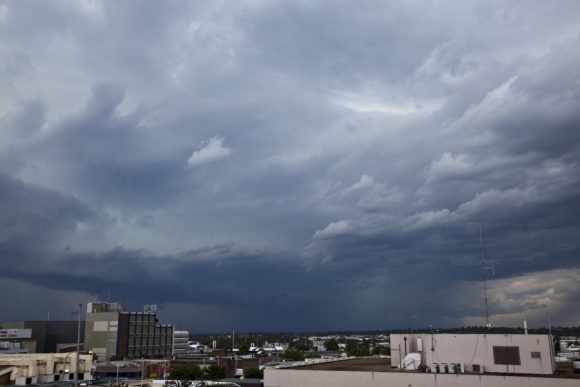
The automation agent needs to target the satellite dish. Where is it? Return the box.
[402,353,422,370]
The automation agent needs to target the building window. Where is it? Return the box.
[493,346,521,365]
[531,351,541,359]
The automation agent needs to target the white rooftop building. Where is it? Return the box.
[390,332,555,374]
[0,353,92,386]
[264,333,579,387]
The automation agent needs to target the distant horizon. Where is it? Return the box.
[5,319,578,336]
[186,326,580,336]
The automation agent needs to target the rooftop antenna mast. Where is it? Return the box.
[480,228,495,328]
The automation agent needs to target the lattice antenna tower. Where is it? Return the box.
[480,228,495,328]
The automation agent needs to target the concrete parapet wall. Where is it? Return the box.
[265,368,580,387]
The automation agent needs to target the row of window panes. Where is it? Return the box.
[126,343,167,348]
[129,344,170,348]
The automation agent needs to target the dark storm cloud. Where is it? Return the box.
[2,242,355,330]
[1,0,580,330]
[0,172,100,252]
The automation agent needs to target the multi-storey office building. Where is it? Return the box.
[0,329,36,354]
[0,322,85,353]
[173,330,190,353]
[84,302,173,361]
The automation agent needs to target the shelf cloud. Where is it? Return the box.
[0,0,579,331]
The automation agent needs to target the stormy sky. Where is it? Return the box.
[1,0,580,332]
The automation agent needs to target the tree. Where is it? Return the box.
[374,346,390,356]
[289,337,311,351]
[346,340,370,357]
[324,339,339,352]
[283,350,305,361]
[243,367,263,379]
[205,365,226,380]
[170,364,204,381]
[554,337,561,353]
[348,347,370,357]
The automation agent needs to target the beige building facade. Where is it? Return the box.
[84,302,173,361]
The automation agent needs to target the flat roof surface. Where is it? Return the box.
[288,357,580,379]
[292,357,393,372]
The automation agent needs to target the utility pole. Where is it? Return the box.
[75,303,82,387]
[232,331,237,376]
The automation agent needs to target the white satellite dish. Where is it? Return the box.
[402,353,422,370]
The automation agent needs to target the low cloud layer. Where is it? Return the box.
[1,0,579,331]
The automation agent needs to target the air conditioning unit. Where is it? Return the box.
[430,363,439,373]
[472,364,484,373]
[440,363,448,373]
[448,363,456,373]
[456,363,465,373]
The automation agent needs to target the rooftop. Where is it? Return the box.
[290,357,393,372]
[285,357,580,379]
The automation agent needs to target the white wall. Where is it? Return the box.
[265,368,579,387]
[390,333,554,374]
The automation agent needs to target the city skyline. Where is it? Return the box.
[1,0,580,332]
